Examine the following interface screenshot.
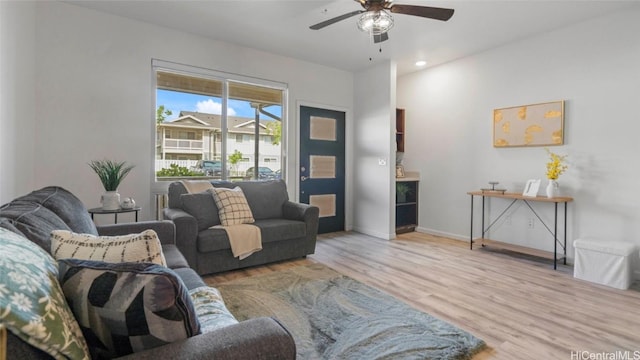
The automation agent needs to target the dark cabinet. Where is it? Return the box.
[396,180,418,234]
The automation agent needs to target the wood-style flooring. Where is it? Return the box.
[204,231,640,360]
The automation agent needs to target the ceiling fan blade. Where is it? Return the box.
[310,10,364,30]
[390,4,454,21]
[373,32,389,44]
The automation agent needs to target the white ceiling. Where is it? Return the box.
[68,0,639,75]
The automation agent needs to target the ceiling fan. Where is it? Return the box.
[310,0,454,43]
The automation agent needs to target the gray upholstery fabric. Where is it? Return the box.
[161,244,191,269]
[16,186,98,235]
[255,219,306,243]
[0,201,71,251]
[164,180,319,275]
[0,217,26,236]
[235,180,288,220]
[172,267,207,290]
[181,192,220,230]
[196,219,306,253]
[96,220,176,246]
[115,317,296,360]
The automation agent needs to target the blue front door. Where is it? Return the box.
[299,106,345,234]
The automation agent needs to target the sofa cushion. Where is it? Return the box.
[0,217,25,236]
[50,229,167,266]
[254,219,307,243]
[209,187,255,226]
[0,228,90,360]
[0,201,71,251]
[236,180,288,220]
[16,186,98,235]
[180,191,221,230]
[197,227,231,253]
[58,259,201,359]
[196,219,306,253]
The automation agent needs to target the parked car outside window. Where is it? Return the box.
[246,166,276,180]
[192,160,223,177]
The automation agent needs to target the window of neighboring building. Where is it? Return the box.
[153,60,286,181]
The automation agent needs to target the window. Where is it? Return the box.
[153,60,286,181]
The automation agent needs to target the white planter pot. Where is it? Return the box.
[101,191,121,210]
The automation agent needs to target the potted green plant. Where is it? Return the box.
[89,159,135,210]
[396,182,411,203]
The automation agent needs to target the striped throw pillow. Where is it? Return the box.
[50,229,167,266]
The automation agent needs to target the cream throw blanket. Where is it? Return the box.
[180,180,214,194]
[213,224,262,260]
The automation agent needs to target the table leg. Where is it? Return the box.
[481,196,486,240]
[553,202,558,270]
[470,195,474,250]
[564,202,568,265]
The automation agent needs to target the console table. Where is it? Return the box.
[467,191,573,269]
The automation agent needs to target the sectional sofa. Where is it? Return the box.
[0,186,296,359]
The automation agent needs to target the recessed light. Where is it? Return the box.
[415,60,427,67]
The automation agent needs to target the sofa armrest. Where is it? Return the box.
[115,317,296,360]
[97,220,176,245]
[283,201,319,253]
[163,208,199,270]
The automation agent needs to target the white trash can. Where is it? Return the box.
[573,238,635,290]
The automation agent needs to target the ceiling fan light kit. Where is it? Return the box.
[357,10,394,35]
[310,0,454,44]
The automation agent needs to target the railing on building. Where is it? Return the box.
[163,139,203,152]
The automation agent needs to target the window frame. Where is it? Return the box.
[151,59,288,190]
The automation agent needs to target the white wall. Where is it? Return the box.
[0,1,354,221]
[398,8,640,273]
[0,2,37,202]
[353,60,396,239]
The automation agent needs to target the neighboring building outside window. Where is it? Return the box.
[153,60,286,182]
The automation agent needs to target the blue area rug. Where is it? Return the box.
[216,264,486,359]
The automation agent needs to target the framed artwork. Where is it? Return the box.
[395,165,405,178]
[493,100,564,147]
[522,179,541,197]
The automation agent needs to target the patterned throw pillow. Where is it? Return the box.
[208,187,255,226]
[0,228,90,360]
[57,259,201,359]
[50,229,167,266]
[188,286,238,333]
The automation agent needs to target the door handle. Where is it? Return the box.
[301,176,308,181]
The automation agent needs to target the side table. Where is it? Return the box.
[88,207,141,224]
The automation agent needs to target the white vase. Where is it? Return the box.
[101,191,121,210]
[545,180,558,198]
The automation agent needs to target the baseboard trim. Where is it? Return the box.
[352,226,394,240]
[415,226,467,242]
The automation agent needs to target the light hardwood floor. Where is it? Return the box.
[204,231,640,360]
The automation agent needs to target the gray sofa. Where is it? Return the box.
[163,180,320,275]
[0,186,296,360]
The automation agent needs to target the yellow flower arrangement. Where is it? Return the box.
[545,148,568,180]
